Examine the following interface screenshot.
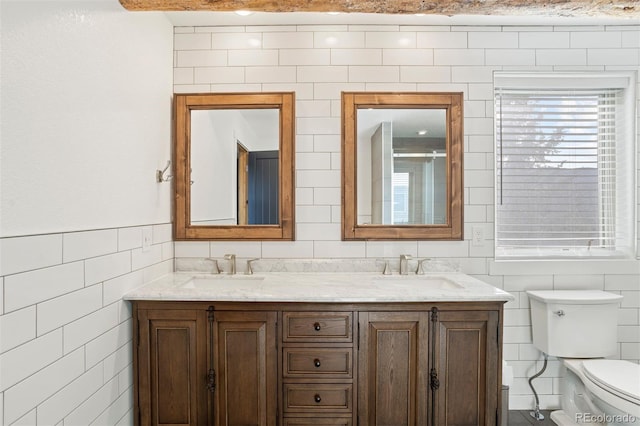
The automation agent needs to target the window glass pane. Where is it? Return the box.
[392,172,409,224]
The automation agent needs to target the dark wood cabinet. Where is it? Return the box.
[134,305,277,426]
[135,308,208,426]
[358,308,500,426]
[358,312,430,426]
[433,310,499,426]
[212,310,278,426]
[133,302,503,426]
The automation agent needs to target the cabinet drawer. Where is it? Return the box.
[284,348,353,378]
[283,418,352,426]
[283,312,352,342]
[283,384,352,413]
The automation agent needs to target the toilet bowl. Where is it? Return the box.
[527,290,639,426]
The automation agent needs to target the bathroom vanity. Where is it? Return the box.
[126,272,511,426]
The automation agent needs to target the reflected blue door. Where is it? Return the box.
[248,150,279,225]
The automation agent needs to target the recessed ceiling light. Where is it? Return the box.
[417,130,428,135]
[326,11,341,15]
[234,10,254,16]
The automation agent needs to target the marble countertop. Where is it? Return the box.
[124,271,513,303]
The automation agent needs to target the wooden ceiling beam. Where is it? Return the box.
[119,0,638,18]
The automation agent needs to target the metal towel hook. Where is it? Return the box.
[156,161,172,183]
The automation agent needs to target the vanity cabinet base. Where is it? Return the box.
[132,301,503,426]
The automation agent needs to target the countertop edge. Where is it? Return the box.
[124,272,515,303]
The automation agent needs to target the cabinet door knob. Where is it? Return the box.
[313,322,321,331]
[314,394,322,403]
[314,358,321,368]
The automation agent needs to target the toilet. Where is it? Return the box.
[527,290,640,426]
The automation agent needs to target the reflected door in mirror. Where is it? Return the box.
[248,150,279,225]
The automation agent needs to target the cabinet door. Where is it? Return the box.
[434,310,499,426]
[358,312,430,426]
[213,311,277,426]
[137,309,208,426]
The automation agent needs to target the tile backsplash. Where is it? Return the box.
[0,224,173,425]
[173,23,640,410]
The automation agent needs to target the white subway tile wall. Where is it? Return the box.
[174,24,640,411]
[0,223,172,425]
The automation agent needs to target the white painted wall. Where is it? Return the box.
[0,0,173,237]
[173,23,640,411]
[0,1,173,424]
[191,110,238,224]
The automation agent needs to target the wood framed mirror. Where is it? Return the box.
[342,92,463,240]
[174,92,295,240]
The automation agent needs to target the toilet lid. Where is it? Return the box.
[527,290,623,304]
[582,360,640,404]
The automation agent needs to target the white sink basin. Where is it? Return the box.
[373,276,463,290]
[181,275,265,289]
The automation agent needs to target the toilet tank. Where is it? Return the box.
[527,290,623,358]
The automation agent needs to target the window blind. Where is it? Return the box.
[495,75,635,259]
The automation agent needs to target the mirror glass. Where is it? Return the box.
[342,92,463,241]
[356,108,447,225]
[190,109,279,226]
[174,93,295,240]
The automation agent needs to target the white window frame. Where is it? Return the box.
[494,71,637,260]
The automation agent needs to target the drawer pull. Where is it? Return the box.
[313,322,321,331]
[313,358,321,368]
[314,394,322,403]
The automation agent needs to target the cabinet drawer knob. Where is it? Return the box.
[314,358,321,368]
[313,322,321,331]
[314,394,322,403]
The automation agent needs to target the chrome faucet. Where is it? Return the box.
[224,254,236,275]
[246,258,259,275]
[399,254,412,275]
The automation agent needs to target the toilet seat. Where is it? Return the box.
[582,360,640,406]
[565,359,640,419]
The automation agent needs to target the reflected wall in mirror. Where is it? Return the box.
[357,108,447,225]
[174,93,295,240]
[342,92,463,240]
[191,109,279,226]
